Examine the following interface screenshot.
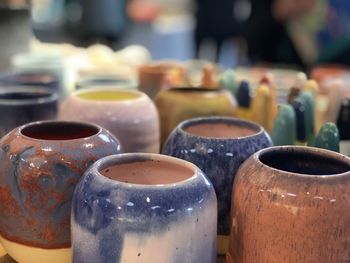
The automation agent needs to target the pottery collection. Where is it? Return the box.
[0,87,58,137]
[155,87,237,145]
[228,146,350,263]
[0,42,348,263]
[72,153,217,263]
[59,88,160,153]
[162,117,272,254]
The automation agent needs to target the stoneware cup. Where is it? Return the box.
[0,87,58,138]
[59,88,160,153]
[0,120,121,263]
[228,146,350,263]
[162,117,272,254]
[71,153,217,263]
[155,87,237,145]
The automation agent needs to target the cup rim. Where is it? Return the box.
[72,87,147,103]
[166,87,224,92]
[18,120,104,142]
[92,153,207,189]
[0,87,58,105]
[254,146,350,178]
[177,116,267,141]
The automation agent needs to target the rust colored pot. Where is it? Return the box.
[228,146,350,263]
[0,121,121,263]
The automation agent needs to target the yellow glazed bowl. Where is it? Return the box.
[155,87,237,144]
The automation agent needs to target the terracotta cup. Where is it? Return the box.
[59,88,160,153]
[0,121,121,263]
[228,146,350,263]
[0,87,58,138]
[162,117,272,254]
[155,87,237,145]
[72,153,217,263]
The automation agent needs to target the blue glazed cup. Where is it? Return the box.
[162,117,273,254]
[0,87,58,138]
[72,153,217,263]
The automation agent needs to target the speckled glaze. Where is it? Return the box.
[0,88,58,138]
[0,121,121,263]
[228,146,350,263]
[72,153,217,263]
[59,88,160,153]
[162,117,272,253]
[155,88,237,145]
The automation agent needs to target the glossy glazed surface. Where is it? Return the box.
[0,88,58,137]
[0,121,121,250]
[155,88,237,145]
[72,154,217,263]
[162,117,272,237]
[228,146,350,263]
[59,88,160,153]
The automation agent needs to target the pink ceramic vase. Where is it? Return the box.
[59,88,160,153]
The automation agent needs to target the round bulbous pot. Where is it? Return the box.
[59,88,160,153]
[0,87,58,138]
[0,121,121,263]
[162,117,272,254]
[228,146,350,263]
[71,153,217,263]
[155,87,237,145]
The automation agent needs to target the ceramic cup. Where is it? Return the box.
[228,146,350,263]
[0,72,59,91]
[155,87,237,145]
[162,117,272,254]
[0,87,58,138]
[0,121,121,263]
[59,88,160,153]
[72,153,217,263]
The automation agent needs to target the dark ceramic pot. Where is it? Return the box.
[0,121,121,263]
[0,72,59,91]
[72,153,217,263]
[162,117,272,254]
[0,88,58,138]
[228,146,350,263]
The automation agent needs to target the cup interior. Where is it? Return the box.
[76,90,140,101]
[183,119,259,139]
[259,148,350,175]
[21,122,100,140]
[100,157,194,185]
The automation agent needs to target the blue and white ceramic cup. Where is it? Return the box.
[71,153,217,263]
[162,117,273,254]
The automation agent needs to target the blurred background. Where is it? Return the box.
[1,0,350,70]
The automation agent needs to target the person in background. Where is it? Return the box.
[194,0,237,61]
[238,0,315,67]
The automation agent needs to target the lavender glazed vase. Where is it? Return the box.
[0,121,121,263]
[72,153,217,263]
[228,146,350,263]
[59,88,160,153]
[162,117,272,254]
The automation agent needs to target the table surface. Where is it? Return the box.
[0,255,227,262]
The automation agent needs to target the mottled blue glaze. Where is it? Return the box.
[72,154,217,263]
[0,121,121,249]
[162,117,273,235]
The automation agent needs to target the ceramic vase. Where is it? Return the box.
[337,97,350,156]
[0,120,121,263]
[162,117,272,254]
[0,72,59,92]
[0,88,58,138]
[228,146,350,263]
[155,87,237,145]
[313,122,339,152]
[271,104,296,146]
[72,153,217,263]
[59,88,160,153]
